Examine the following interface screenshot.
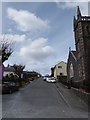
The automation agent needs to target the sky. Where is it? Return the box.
[1,1,89,75]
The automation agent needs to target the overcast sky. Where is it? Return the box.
[1,1,89,75]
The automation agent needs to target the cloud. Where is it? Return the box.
[2,0,90,2]
[7,8,49,32]
[0,34,26,43]
[8,28,12,33]
[19,37,55,63]
[54,0,89,1]
[34,65,51,75]
[55,0,89,15]
[18,37,55,74]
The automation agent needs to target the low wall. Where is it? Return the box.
[71,87,90,104]
[58,79,90,104]
[58,81,90,105]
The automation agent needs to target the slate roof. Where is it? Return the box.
[71,51,77,58]
[70,51,77,61]
[4,66,15,72]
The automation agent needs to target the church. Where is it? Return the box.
[67,6,90,89]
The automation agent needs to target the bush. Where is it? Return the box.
[3,75,10,82]
[2,74,30,88]
[57,76,67,85]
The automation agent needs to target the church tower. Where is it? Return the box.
[73,6,90,83]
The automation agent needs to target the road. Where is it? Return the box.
[2,78,88,118]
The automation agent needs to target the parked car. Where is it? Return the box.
[43,76,48,81]
[2,82,19,94]
[46,77,56,83]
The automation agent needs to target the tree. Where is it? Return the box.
[0,39,13,63]
[13,64,25,78]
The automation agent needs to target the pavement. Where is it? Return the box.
[2,78,89,118]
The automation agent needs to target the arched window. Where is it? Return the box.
[70,63,74,78]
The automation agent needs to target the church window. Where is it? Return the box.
[70,63,74,78]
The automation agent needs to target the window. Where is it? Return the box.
[58,66,62,68]
[70,63,74,78]
[60,73,63,76]
[0,56,1,60]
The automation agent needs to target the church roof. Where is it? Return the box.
[77,6,82,17]
[70,51,77,61]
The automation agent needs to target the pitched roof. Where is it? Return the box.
[53,61,67,69]
[4,66,15,72]
[55,61,66,66]
[70,51,77,61]
[77,6,82,17]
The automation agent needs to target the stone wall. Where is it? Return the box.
[71,87,90,104]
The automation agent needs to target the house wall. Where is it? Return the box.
[3,71,14,77]
[54,61,67,78]
[54,68,57,78]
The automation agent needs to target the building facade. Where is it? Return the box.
[3,66,15,77]
[67,6,90,86]
[54,61,67,78]
[67,50,78,82]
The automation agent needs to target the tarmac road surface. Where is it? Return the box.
[2,78,88,118]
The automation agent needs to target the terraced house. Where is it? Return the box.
[67,6,90,88]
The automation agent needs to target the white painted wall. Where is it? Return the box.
[54,61,67,78]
